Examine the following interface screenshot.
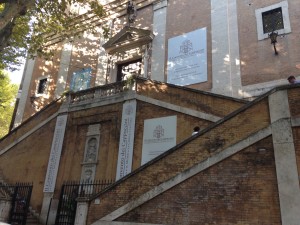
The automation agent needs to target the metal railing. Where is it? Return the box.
[0,182,33,225]
[55,179,113,225]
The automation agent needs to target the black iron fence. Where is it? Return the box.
[55,180,113,225]
[0,182,33,225]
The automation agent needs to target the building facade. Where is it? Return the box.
[1,76,300,225]
[1,1,300,225]
[12,0,300,127]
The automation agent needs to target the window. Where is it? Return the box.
[70,68,92,92]
[116,59,142,82]
[262,8,284,34]
[255,1,291,40]
[37,78,48,94]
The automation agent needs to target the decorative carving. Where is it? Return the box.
[127,1,137,25]
[85,137,97,162]
[80,166,96,195]
[102,27,154,54]
[87,124,101,136]
[84,168,93,183]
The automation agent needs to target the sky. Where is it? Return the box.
[8,64,24,85]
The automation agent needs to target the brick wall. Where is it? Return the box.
[136,79,247,117]
[0,100,61,150]
[293,127,300,188]
[23,43,63,121]
[0,118,57,211]
[288,87,300,117]
[118,137,281,225]
[55,102,124,186]
[0,78,247,216]
[86,95,271,224]
[133,100,212,169]
[288,87,300,184]
[165,0,212,90]
[237,0,300,86]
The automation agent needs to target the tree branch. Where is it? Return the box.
[0,0,34,31]
[0,0,35,51]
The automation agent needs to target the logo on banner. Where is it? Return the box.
[153,125,164,139]
[179,40,193,55]
[144,125,174,144]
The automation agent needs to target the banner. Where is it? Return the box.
[142,116,177,165]
[44,114,68,192]
[116,100,137,180]
[167,28,207,86]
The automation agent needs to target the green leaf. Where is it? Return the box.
[0,0,106,71]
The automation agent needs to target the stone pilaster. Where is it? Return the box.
[151,0,168,82]
[74,199,89,225]
[55,42,73,98]
[269,90,300,225]
[13,58,36,127]
[211,0,241,97]
[40,114,68,224]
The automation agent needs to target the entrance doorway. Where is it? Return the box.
[117,59,142,82]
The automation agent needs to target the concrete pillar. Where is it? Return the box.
[55,42,73,98]
[40,193,53,224]
[268,90,300,225]
[151,0,168,82]
[211,0,241,97]
[95,31,109,86]
[142,44,150,78]
[13,58,36,128]
[0,200,11,223]
[40,114,68,224]
[74,199,89,225]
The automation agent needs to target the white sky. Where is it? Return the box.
[8,64,24,85]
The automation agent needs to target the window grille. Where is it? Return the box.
[262,7,284,34]
[37,78,47,94]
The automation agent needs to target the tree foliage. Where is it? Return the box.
[0,70,18,138]
[0,0,106,71]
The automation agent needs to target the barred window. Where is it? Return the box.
[262,7,284,34]
[37,78,47,94]
[255,1,291,40]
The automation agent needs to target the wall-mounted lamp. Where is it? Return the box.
[269,30,278,55]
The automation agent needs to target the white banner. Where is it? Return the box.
[116,100,137,180]
[167,27,207,86]
[44,114,68,192]
[142,116,177,165]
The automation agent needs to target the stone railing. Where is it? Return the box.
[67,79,136,105]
